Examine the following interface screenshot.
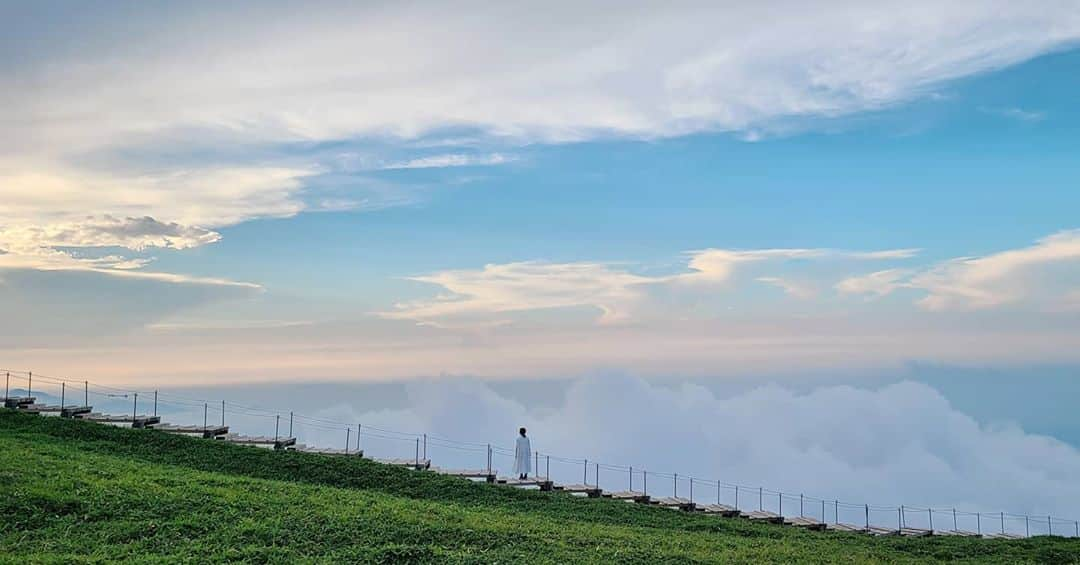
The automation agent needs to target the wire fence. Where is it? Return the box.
[3,367,1077,538]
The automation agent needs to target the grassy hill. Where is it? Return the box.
[1,411,1077,564]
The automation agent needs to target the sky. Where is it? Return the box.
[3,1,1080,526]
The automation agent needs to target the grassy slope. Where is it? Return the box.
[1,411,1078,564]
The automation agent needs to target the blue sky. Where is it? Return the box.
[5,1,1080,522]
[2,3,1080,381]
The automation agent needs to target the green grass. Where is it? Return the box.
[1,411,1078,564]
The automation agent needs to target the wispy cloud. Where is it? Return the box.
[378,153,515,170]
[838,230,1080,311]
[383,246,916,326]
[979,106,1047,122]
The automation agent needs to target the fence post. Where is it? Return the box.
[1048,516,1052,536]
[835,500,839,524]
[546,455,550,480]
[630,466,634,492]
[422,434,427,461]
[221,400,225,426]
[1026,515,1030,538]
[132,392,138,422]
[84,380,88,407]
[594,462,599,488]
[778,492,782,517]
[898,507,901,531]
[486,444,491,476]
[1001,512,1005,534]
[644,470,648,496]
[674,473,678,498]
[357,424,362,452]
[28,372,32,398]
[800,493,804,517]
[414,438,419,467]
[953,508,957,532]
[821,499,825,523]
[758,487,763,511]
[275,415,280,441]
[583,459,588,485]
[977,512,981,536]
[689,478,693,503]
[718,480,721,505]
[865,504,869,531]
[61,382,65,410]
[153,391,158,417]
[900,505,905,529]
[4,372,8,400]
[535,451,539,478]
[203,403,208,428]
[289,411,294,437]
[346,428,351,454]
[734,485,738,510]
[928,508,933,532]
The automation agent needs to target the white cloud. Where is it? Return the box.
[295,376,1080,525]
[8,2,1078,151]
[756,276,816,299]
[836,269,913,298]
[2,1,1076,289]
[839,230,1080,311]
[379,153,515,170]
[384,247,918,326]
[979,106,1047,122]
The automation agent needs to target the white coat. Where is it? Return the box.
[514,435,532,475]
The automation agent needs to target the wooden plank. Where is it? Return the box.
[4,397,36,409]
[605,491,651,503]
[653,497,696,511]
[432,468,496,480]
[985,532,1024,540]
[554,484,602,498]
[220,433,296,449]
[291,445,362,456]
[697,504,739,517]
[370,457,430,470]
[741,510,783,523]
[153,424,229,438]
[826,522,864,533]
[865,526,899,536]
[900,527,932,537]
[76,413,161,428]
[18,404,92,417]
[936,530,981,537]
[785,516,827,530]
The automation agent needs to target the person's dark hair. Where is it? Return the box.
[519,427,527,436]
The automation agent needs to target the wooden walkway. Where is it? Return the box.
[18,403,92,417]
[4,399,1054,541]
[220,433,296,449]
[154,424,229,439]
[553,484,602,498]
[75,412,160,428]
[604,490,651,504]
[291,444,362,456]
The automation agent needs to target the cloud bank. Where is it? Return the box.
[291,375,1080,528]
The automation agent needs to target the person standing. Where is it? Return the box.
[514,427,532,480]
